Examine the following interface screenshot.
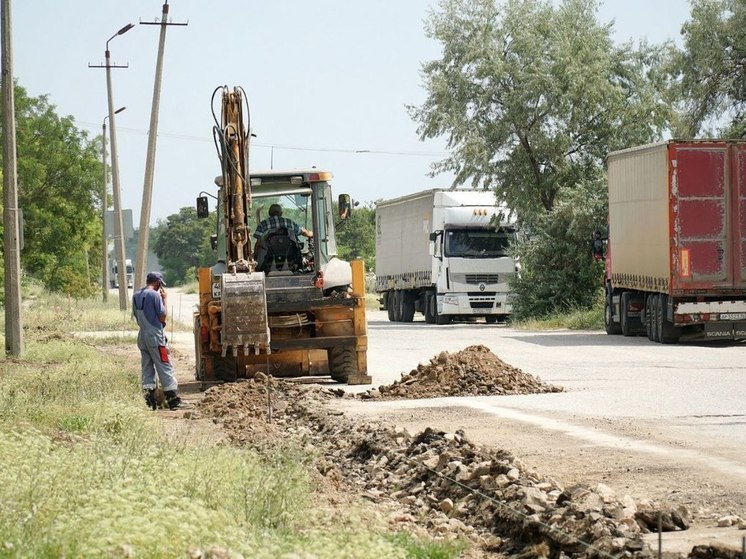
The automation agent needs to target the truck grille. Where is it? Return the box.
[469,301,494,309]
[465,274,499,284]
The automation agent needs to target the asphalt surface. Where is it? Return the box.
[168,292,746,446]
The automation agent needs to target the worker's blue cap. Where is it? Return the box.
[146,271,166,286]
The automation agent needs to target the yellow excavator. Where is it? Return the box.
[193,86,370,385]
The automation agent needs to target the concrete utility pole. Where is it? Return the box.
[2,0,23,357]
[90,23,135,311]
[102,107,125,303]
[134,1,187,289]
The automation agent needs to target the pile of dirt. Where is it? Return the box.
[195,373,297,446]
[363,345,563,399]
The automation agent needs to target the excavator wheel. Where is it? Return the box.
[213,356,238,382]
[328,346,357,383]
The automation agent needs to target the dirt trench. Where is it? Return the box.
[157,336,745,558]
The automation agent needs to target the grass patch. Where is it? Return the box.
[387,533,467,558]
[0,292,469,558]
[365,292,382,311]
[179,279,199,294]
[513,303,603,331]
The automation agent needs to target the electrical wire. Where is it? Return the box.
[79,121,449,157]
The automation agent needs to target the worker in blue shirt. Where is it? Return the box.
[132,271,183,410]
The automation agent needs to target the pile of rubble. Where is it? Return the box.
[194,378,690,558]
[362,345,562,399]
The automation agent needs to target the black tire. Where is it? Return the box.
[386,292,396,322]
[391,291,402,321]
[659,294,681,344]
[485,316,498,324]
[328,346,357,383]
[424,293,436,324]
[604,288,622,335]
[435,312,451,325]
[652,294,662,343]
[214,356,238,382]
[399,291,415,322]
[621,292,633,337]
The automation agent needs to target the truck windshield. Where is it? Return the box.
[444,228,513,258]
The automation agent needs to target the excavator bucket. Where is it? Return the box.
[220,272,270,356]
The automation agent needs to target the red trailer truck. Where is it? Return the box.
[599,140,746,343]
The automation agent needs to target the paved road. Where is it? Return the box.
[364,310,746,438]
[171,293,746,446]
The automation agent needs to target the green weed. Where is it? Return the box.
[0,291,470,558]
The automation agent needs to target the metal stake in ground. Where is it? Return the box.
[266,356,273,424]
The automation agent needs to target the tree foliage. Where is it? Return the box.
[335,203,375,272]
[1,84,103,296]
[669,0,746,137]
[411,0,669,316]
[151,207,215,285]
[510,173,606,318]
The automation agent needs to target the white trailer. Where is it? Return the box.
[375,189,517,324]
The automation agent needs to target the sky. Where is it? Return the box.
[11,0,692,227]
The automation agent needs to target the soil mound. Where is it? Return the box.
[368,345,562,399]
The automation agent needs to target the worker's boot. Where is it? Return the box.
[143,389,157,411]
[164,390,183,410]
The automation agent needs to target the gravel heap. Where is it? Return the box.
[192,378,696,558]
[362,345,563,399]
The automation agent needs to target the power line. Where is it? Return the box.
[77,121,449,157]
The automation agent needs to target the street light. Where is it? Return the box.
[104,23,134,311]
[102,106,125,303]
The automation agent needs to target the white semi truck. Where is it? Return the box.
[375,189,517,324]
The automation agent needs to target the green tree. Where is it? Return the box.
[1,84,103,296]
[336,202,375,272]
[152,207,215,285]
[668,0,746,137]
[411,0,669,316]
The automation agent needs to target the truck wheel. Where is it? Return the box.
[386,292,396,322]
[659,295,681,344]
[391,291,402,321]
[328,346,357,383]
[424,293,436,324]
[621,292,634,336]
[604,289,622,335]
[399,291,415,322]
[435,312,451,325]
[651,294,662,343]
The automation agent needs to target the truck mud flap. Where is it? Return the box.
[703,322,746,340]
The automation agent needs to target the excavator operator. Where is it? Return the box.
[253,203,313,270]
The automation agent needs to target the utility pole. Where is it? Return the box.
[134,1,187,289]
[102,107,126,303]
[2,0,23,357]
[89,23,135,311]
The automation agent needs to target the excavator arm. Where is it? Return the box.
[213,86,253,272]
[209,86,269,357]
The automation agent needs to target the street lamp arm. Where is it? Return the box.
[106,23,135,50]
[103,107,125,127]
